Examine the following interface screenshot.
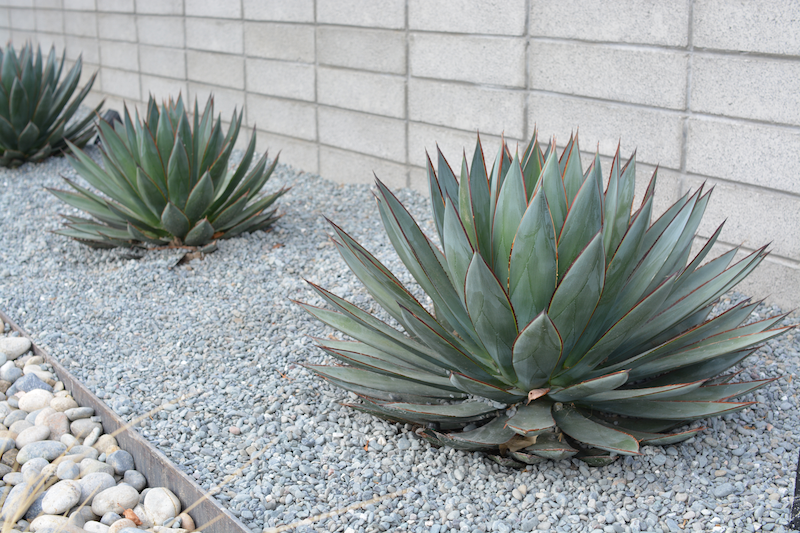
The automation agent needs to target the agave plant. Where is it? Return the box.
[50,95,287,248]
[299,133,789,466]
[0,42,101,168]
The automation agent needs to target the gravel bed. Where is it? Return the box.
[0,146,797,533]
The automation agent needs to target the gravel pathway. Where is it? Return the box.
[0,146,797,533]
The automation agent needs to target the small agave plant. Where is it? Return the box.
[50,95,287,248]
[0,42,101,168]
[299,132,789,466]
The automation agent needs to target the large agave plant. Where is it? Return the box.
[50,95,287,248]
[0,42,101,168]
[300,133,789,466]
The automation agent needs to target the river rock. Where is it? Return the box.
[80,457,114,477]
[132,503,154,528]
[24,491,46,520]
[71,418,103,438]
[51,396,79,412]
[0,436,14,454]
[123,470,147,492]
[0,482,41,521]
[17,440,67,463]
[45,411,70,440]
[0,336,31,359]
[42,479,82,514]
[106,450,134,475]
[144,487,181,526]
[18,389,54,412]
[93,434,118,454]
[34,406,56,425]
[57,459,80,480]
[9,419,32,434]
[7,372,52,395]
[92,484,140,516]
[101,512,123,525]
[4,409,28,427]
[65,406,94,420]
[85,521,111,533]
[16,423,50,448]
[66,444,100,461]
[79,472,117,506]
[107,518,137,533]
[30,514,68,532]
[178,512,195,531]
[3,471,23,485]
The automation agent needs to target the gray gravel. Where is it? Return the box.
[0,146,797,533]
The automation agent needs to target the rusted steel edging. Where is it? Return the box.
[0,309,251,533]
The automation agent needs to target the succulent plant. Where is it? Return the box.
[50,95,287,248]
[300,133,789,466]
[0,42,101,168]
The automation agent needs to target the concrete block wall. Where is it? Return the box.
[0,0,798,309]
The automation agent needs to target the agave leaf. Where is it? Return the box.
[587,399,754,420]
[308,365,468,402]
[167,137,191,208]
[465,253,518,382]
[549,370,629,402]
[138,128,168,196]
[548,232,605,366]
[642,348,755,387]
[47,187,120,226]
[668,379,775,402]
[31,84,52,126]
[429,417,515,451]
[505,401,555,437]
[560,133,584,205]
[16,122,39,154]
[448,372,526,403]
[378,401,499,423]
[540,146,567,237]
[126,222,169,245]
[508,186,558,327]
[9,77,31,133]
[557,167,602,282]
[208,109,241,183]
[442,197,475,303]
[511,311,561,391]
[521,131,543,199]
[136,166,167,219]
[160,202,190,239]
[207,132,258,212]
[183,219,215,246]
[469,136,492,257]
[521,432,578,460]
[579,380,706,402]
[96,117,137,180]
[553,404,639,455]
[491,154,526,284]
[183,171,214,224]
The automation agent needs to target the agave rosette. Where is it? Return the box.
[50,95,287,248]
[299,132,789,466]
[0,42,101,168]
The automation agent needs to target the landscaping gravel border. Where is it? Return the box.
[0,147,797,533]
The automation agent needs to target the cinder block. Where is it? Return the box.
[409,0,526,36]
[97,0,132,12]
[140,74,187,102]
[33,32,65,52]
[247,58,315,102]
[319,107,406,163]
[10,29,35,43]
[65,58,99,88]
[243,0,313,22]
[682,175,800,262]
[139,45,185,78]
[64,0,95,10]
[0,29,9,43]
[34,9,62,33]
[0,8,8,27]
[186,0,240,18]
[317,0,404,30]
[255,130,318,173]
[317,27,405,74]
[410,34,525,88]
[320,146,408,189]
[409,78,525,139]
[186,50,244,89]
[246,93,316,140]
[186,18,242,54]
[317,67,404,118]
[407,122,511,171]
[64,10,96,36]
[101,67,140,100]
[691,55,800,126]
[5,0,34,6]
[135,0,182,15]
[137,16,184,48]
[187,82,245,122]
[10,8,34,30]
[530,41,687,110]
[99,40,138,71]
[97,13,137,41]
[65,35,98,63]
[685,117,800,195]
[694,0,800,55]
[244,22,314,62]
[34,0,61,8]
[530,0,689,46]
[528,92,683,169]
